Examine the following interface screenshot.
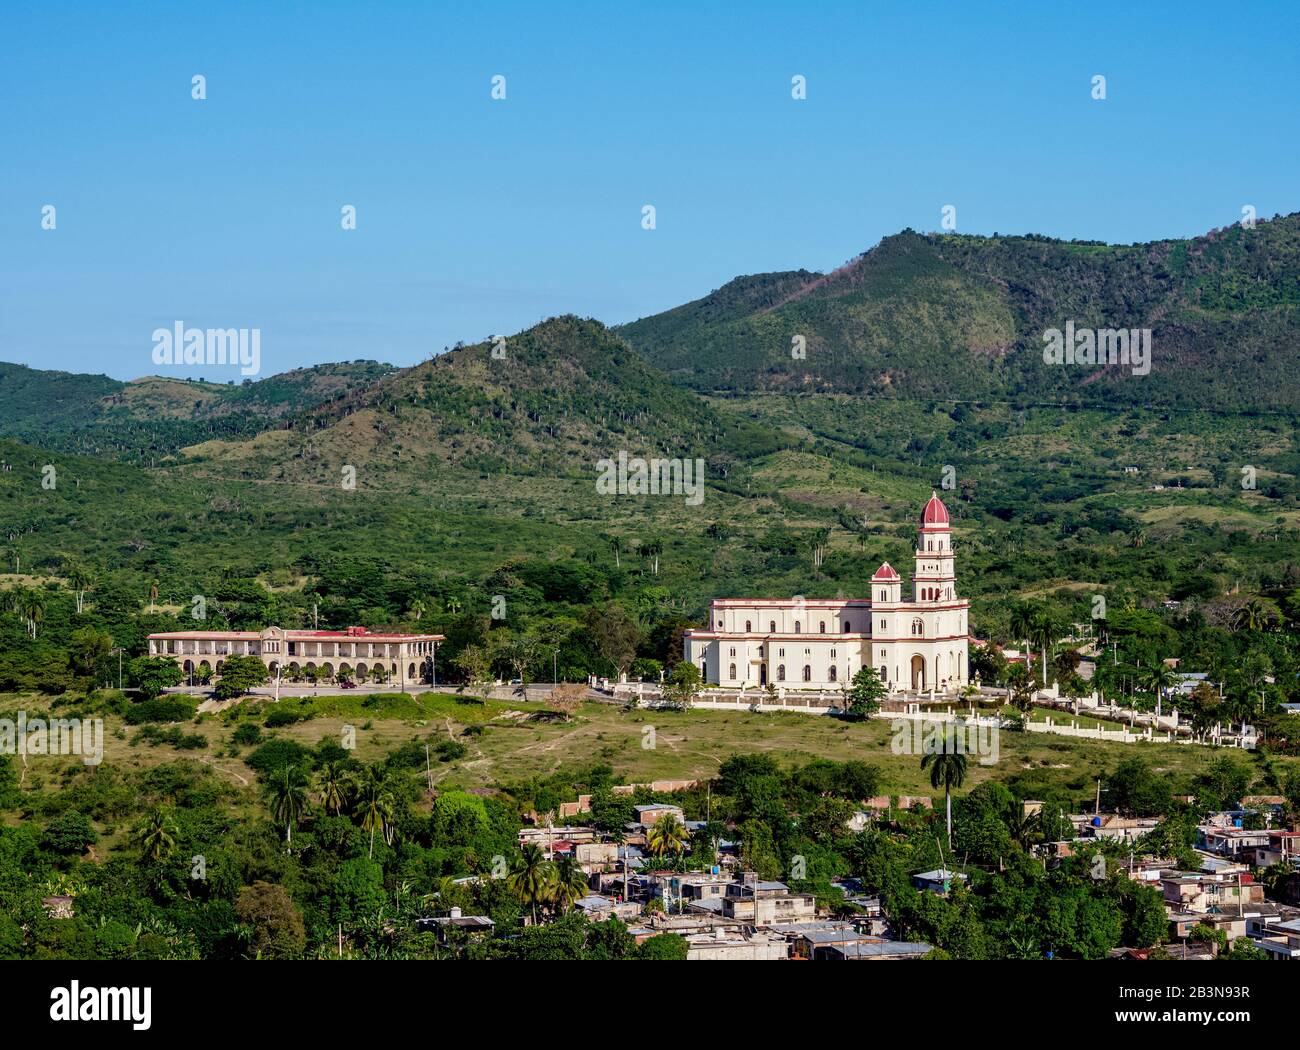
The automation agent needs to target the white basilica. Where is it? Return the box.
[683,493,971,694]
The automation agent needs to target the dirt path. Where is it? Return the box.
[198,755,251,786]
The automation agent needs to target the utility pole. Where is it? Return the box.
[110,647,125,691]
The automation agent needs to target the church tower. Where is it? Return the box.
[914,491,956,604]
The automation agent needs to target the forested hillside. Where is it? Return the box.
[619,213,1300,411]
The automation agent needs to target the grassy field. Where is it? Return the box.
[8,692,1287,820]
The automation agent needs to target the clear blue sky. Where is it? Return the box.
[3,1,1298,381]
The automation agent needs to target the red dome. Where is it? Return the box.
[872,562,900,580]
[921,491,950,527]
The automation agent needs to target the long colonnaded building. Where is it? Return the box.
[146,625,444,689]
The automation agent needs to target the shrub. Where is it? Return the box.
[124,697,197,725]
[232,723,263,746]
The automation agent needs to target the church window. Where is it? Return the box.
[828,665,838,682]
[794,621,801,634]
[745,620,751,632]
[729,664,736,680]
[777,664,786,681]
[819,621,826,633]
[802,665,812,682]
[769,620,776,633]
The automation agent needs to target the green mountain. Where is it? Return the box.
[183,315,781,484]
[618,213,1300,411]
[0,360,395,461]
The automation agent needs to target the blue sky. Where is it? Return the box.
[3,1,1298,381]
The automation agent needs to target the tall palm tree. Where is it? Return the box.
[407,598,426,622]
[21,590,43,638]
[67,564,91,615]
[266,766,309,845]
[132,807,179,862]
[1028,608,1059,687]
[354,767,395,860]
[646,813,690,858]
[315,761,353,816]
[1009,602,1036,668]
[549,855,589,915]
[508,843,555,925]
[921,745,968,850]
[1140,660,1179,720]
[609,535,623,569]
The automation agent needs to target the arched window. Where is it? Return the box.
[879,664,887,680]
[794,621,801,634]
[745,620,752,632]
[802,665,812,682]
[912,617,924,636]
[769,620,776,633]
[828,665,838,682]
[729,663,736,680]
[819,621,826,633]
[777,664,786,682]
[844,622,851,632]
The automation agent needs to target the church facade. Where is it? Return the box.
[683,493,970,694]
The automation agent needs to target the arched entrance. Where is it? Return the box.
[910,654,926,691]
[759,664,767,686]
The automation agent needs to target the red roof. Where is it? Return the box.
[921,491,950,527]
[872,562,900,581]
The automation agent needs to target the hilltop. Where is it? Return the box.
[619,213,1300,411]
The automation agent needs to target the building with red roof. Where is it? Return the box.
[147,624,444,688]
[684,493,970,694]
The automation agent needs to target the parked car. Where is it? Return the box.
[340,680,358,689]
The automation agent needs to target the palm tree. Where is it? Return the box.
[1005,805,1041,849]
[266,766,309,845]
[354,767,395,860]
[1140,660,1179,720]
[445,596,462,615]
[1009,602,1035,668]
[609,536,623,569]
[20,589,43,638]
[132,807,179,862]
[921,745,968,850]
[315,761,353,816]
[407,598,426,622]
[1028,608,1060,687]
[1234,598,1273,633]
[646,813,690,858]
[508,843,555,925]
[67,564,91,615]
[549,855,589,915]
